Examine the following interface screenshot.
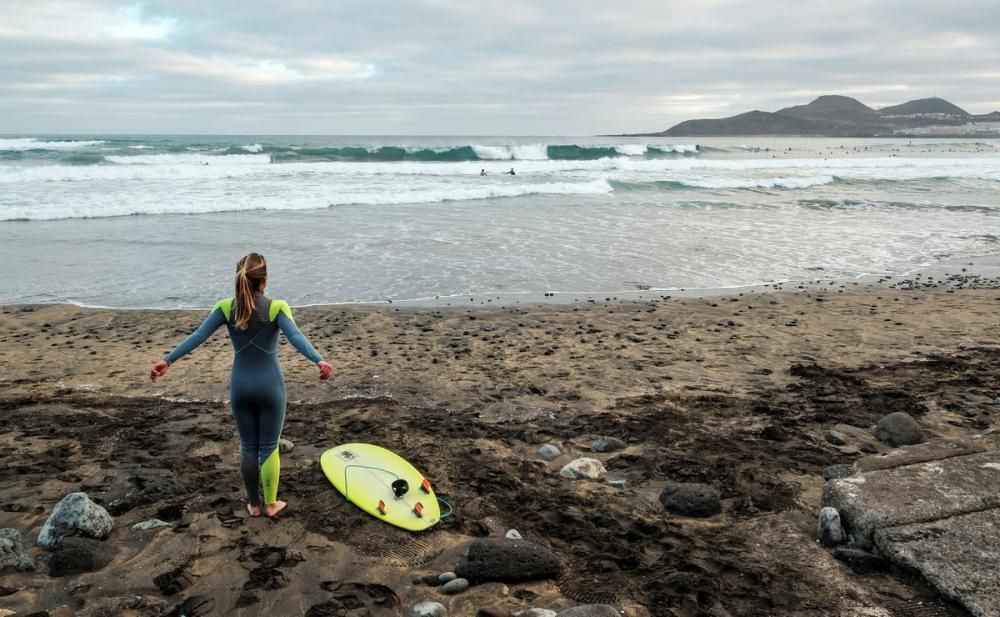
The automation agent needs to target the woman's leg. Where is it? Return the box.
[231,394,263,510]
[258,384,287,516]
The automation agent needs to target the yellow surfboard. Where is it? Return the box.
[320,443,441,531]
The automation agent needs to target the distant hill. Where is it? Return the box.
[878,97,968,116]
[630,95,990,137]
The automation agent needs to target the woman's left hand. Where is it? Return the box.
[150,360,169,382]
[317,360,333,381]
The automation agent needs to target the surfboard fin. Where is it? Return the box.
[378,500,387,515]
[421,478,432,493]
[413,502,424,518]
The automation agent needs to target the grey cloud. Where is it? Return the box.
[1,0,999,134]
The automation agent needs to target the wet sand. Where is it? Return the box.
[1,284,999,616]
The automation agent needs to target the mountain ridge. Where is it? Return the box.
[629,95,995,137]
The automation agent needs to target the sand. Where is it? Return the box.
[1,284,998,616]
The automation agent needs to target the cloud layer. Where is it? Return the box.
[2,0,999,134]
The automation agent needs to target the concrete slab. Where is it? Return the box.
[823,451,1000,547]
[853,439,986,473]
[874,508,1000,617]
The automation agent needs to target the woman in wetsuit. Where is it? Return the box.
[149,253,333,518]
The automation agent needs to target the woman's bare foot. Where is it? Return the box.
[246,504,262,517]
[262,500,287,518]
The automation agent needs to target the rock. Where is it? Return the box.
[0,528,35,572]
[278,438,294,453]
[659,482,721,518]
[0,610,15,617]
[833,548,886,574]
[607,479,628,489]
[515,610,558,617]
[874,412,926,447]
[817,507,845,547]
[591,436,626,453]
[559,458,607,480]
[406,601,448,617]
[555,606,620,617]
[825,430,849,446]
[537,444,561,461]
[455,538,561,583]
[440,578,470,594]
[476,607,512,617]
[438,571,457,584]
[504,529,522,540]
[48,537,117,576]
[822,464,852,481]
[37,492,114,550]
[419,573,443,586]
[131,519,171,531]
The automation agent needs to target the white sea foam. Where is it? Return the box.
[0,138,107,151]
[471,144,550,160]
[650,144,699,154]
[128,145,153,149]
[241,143,264,153]
[674,175,835,190]
[614,144,648,156]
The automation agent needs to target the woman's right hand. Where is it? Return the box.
[150,360,169,382]
[318,360,333,381]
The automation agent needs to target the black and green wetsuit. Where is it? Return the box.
[164,294,323,507]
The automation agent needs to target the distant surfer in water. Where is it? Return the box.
[149,253,332,518]
[507,168,516,175]
[480,169,487,176]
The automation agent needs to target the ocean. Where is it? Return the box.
[1,134,998,308]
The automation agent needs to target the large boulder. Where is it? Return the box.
[455,538,561,584]
[817,507,845,547]
[659,482,721,518]
[0,528,35,572]
[37,492,113,550]
[48,537,117,576]
[559,458,607,480]
[874,412,925,447]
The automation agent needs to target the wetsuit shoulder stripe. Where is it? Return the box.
[214,298,233,321]
[269,299,293,322]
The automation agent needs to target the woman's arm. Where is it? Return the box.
[276,309,323,363]
[165,306,227,365]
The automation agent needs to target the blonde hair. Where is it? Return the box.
[234,253,267,331]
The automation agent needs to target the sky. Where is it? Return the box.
[3,0,1000,135]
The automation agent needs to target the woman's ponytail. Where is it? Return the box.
[233,253,267,330]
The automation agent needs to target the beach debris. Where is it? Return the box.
[48,536,117,576]
[455,538,561,583]
[537,444,561,461]
[514,610,557,617]
[817,507,845,547]
[555,606,620,617]
[37,492,114,550]
[132,519,171,531]
[607,479,628,489]
[825,429,849,446]
[659,482,721,518]
[476,606,513,617]
[504,529,522,540]
[440,577,470,594]
[874,412,926,447]
[559,458,607,480]
[822,464,853,481]
[833,548,886,574]
[591,436,626,453]
[278,438,295,453]
[438,571,457,584]
[0,528,35,572]
[406,601,448,617]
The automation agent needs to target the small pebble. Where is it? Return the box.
[131,519,171,531]
[817,507,845,547]
[278,438,294,453]
[438,571,457,584]
[607,479,627,489]
[440,577,470,594]
[537,444,561,461]
[406,601,448,617]
[504,529,522,540]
